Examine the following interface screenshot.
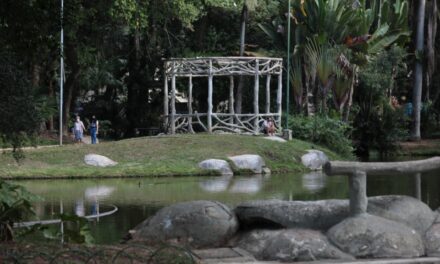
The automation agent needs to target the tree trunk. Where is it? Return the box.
[411,0,426,141]
[425,0,437,100]
[235,4,248,114]
[63,42,81,136]
[126,27,141,137]
[48,77,54,131]
[321,75,336,114]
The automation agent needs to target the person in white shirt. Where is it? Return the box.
[73,116,86,143]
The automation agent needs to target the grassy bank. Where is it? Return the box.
[398,139,440,156]
[0,134,348,179]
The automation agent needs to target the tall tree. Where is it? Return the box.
[411,0,426,141]
[235,0,257,114]
[425,0,437,100]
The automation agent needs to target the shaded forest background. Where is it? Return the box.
[0,0,439,157]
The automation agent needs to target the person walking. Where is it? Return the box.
[73,116,86,143]
[89,115,99,144]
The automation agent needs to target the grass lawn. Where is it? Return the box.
[0,134,348,179]
[398,139,440,156]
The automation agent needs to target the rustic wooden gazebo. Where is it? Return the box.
[163,57,283,134]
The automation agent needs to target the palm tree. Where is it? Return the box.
[411,0,426,141]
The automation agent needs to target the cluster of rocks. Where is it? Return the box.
[129,196,440,262]
[198,147,329,176]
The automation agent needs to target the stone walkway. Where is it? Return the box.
[192,247,440,264]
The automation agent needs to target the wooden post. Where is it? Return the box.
[253,59,260,134]
[208,59,213,133]
[349,170,367,215]
[188,76,194,133]
[277,71,282,129]
[171,63,176,134]
[163,75,169,132]
[229,76,235,125]
[266,75,271,114]
[414,173,422,200]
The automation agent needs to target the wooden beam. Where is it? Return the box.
[208,59,213,133]
[229,76,235,125]
[163,75,169,131]
[277,71,282,129]
[266,75,271,114]
[171,73,176,134]
[324,157,440,176]
[188,76,194,133]
[253,59,259,134]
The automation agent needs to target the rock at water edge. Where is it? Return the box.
[84,154,117,167]
[199,159,233,176]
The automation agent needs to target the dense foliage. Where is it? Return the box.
[0,0,439,156]
[353,46,409,156]
[0,179,40,241]
[289,115,354,157]
[0,52,47,160]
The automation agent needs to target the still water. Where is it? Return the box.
[13,169,440,244]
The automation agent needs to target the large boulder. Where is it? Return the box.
[301,150,329,170]
[84,154,117,167]
[233,229,353,262]
[235,199,349,230]
[327,213,424,258]
[367,195,435,235]
[425,213,440,256]
[199,159,233,176]
[131,200,238,248]
[228,154,266,174]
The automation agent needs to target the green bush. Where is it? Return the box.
[352,46,409,157]
[353,103,408,157]
[0,179,41,241]
[288,115,354,157]
[0,52,44,160]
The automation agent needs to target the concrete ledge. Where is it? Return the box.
[207,256,440,264]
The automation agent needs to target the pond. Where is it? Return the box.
[13,169,440,244]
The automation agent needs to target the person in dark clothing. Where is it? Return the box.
[89,115,99,144]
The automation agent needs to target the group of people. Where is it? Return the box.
[262,117,276,136]
[73,115,99,144]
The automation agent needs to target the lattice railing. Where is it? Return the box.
[166,113,281,134]
[165,57,283,77]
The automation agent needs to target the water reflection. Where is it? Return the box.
[198,176,232,192]
[199,175,266,194]
[75,199,85,217]
[6,172,361,244]
[85,186,115,200]
[302,171,327,193]
[230,176,264,194]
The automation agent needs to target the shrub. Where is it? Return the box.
[288,115,354,157]
[0,179,40,241]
